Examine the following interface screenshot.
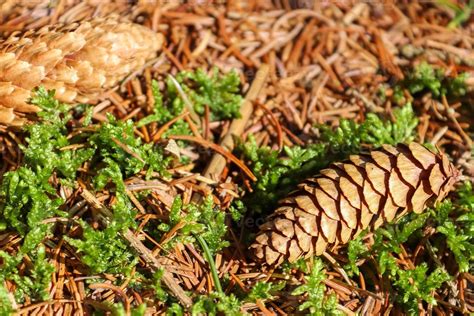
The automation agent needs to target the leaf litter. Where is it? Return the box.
[0,1,473,315]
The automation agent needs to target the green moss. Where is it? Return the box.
[65,221,138,275]
[0,284,15,315]
[0,88,174,299]
[191,292,242,316]
[393,264,450,315]
[0,246,54,303]
[247,281,285,302]
[170,68,242,121]
[90,114,171,178]
[157,195,229,254]
[435,182,474,273]
[394,62,468,103]
[138,68,242,133]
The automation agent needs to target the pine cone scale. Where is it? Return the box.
[297,211,318,235]
[429,164,445,195]
[343,164,365,185]
[314,235,328,256]
[296,225,312,252]
[289,240,303,262]
[389,171,412,207]
[362,181,382,214]
[250,143,460,266]
[410,143,437,168]
[364,162,388,196]
[312,188,339,220]
[370,151,392,171]
[274,218,295,238]
[294,194,320,216]
[339,222,353,244]
[359,204,373,228]
[411,183,432,214]
[397,154,423,185]
[271,233,289,254]
[339,193,358,229]
[320,212,338,243]
[340,177,362,210]
[382,196,400,222]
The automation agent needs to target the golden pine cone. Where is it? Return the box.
[0,16,163,126]
[250,143,460,266]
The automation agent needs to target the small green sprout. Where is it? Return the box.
[191,292,242,316]
[90,114,171,178]
[344,235,367,276]
[435,182,474,273]
[138,68,242,135]
[393,264,450,314]
[292,259,343,316]
[247,281,285,302]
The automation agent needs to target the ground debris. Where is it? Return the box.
[0,1,473,315]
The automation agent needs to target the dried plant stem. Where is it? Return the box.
[167,75,201,125]
[80,188,193,308]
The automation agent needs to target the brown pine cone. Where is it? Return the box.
[250,143,460,266]
[0,16,163,126]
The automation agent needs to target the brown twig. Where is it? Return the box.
[201,64,269,181]
[79,188,193,309]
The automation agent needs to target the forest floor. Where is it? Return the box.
[0,1,473,315]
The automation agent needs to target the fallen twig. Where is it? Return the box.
[202,64,270,180]
[80,188,193,309]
